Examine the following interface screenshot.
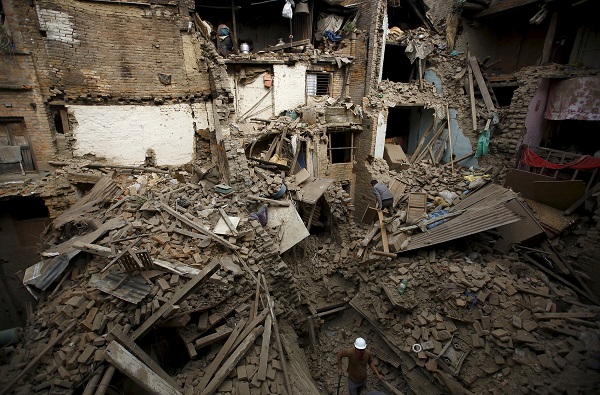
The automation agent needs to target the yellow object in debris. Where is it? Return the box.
[432,196,449,207]
[464,174,490,183]
[270,154,288,166]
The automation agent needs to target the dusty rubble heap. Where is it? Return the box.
[1,156,600,395]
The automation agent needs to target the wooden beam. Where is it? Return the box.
[533,312,597,320]
[247,195,291,206]
[0,320,78,395]
[564,183,600,215]
[261,38,310,52]
[158,202,239,250]
[469,56,496,112]
[257,314,273,381]
[198,319,247,391]
[83,163,170,174]
[132,258,221,339]
[232,307,269,351]
[110,328,179,390]
[446,104,454,174]
[261,274,292,395]
[377,210,389,253]
[194,327,233,350]
[218,207,239,236]
[203,326,265,395]
[104,341,182,395]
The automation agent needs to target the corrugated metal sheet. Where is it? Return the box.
[52,174,123,229]
[450,183,518,212]
[89,273,151,304]
[402,204,523,252]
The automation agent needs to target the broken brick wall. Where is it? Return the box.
[492,65,600,173]
[18,0,210,100]
[3,0,220,169]
[1,0,57,171]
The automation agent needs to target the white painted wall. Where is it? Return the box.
[229,73,274,120]
[374,112,386,158]
[273,64,307,114]
[70,104,202,166]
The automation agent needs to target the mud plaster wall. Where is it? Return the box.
[13,0,210,100]
[228,70,273,120]
[69,104,207,166]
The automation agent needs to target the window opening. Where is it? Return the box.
[491,85,518,108]
[51,107,68,134]
[307,72,331,96]
[386,106,434,156]
[0,119,36,174]
[387,0,424,30]
[382,44,413,83]
[327,128,355,164]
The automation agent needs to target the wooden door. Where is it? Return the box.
[0,120,36,174]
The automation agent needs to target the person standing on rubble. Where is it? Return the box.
[337,337,384,395]
[371,180,394,215]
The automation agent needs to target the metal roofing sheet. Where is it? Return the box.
[450,183,519,212]
[402,204,523,252]
[89,273,151,304]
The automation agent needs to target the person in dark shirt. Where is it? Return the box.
[371,180,394,215]
[337,337,383,395]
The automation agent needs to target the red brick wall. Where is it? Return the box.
[9,0,211,100]
[0,54,56,170]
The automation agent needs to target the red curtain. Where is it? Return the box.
[521,146,600,170]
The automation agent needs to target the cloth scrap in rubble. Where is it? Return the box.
[249,204,268,226]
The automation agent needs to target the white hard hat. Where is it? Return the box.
[354,337,367,349]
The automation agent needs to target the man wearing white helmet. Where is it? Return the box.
[337,337,383,395]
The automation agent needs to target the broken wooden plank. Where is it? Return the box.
[564,183,600,215]
[73,242,113,257]
[257,314,273,381]
[218,207,239,236]
[262,38,310,52]
[232,307,269,351]
[533,312,597,320]
[104,341,182,395]
[158,201,239,250]
[0,320,78,395]
[131,258,221,339]
[467,50,477,131]
[194,327,234,350]
[261,274,292,395]
[110,328,179,390]
[83,163,170,174]
[247,195,291,206]
[198,319,247,391]
[202,326,265,395]
[469,56,496,112]
[377,210,390,254]
[101,237,143,273]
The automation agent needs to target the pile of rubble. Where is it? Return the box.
[1,150,600,395]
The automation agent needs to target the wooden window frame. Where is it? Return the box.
[327,128,356,164]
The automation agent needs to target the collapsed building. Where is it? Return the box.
[1,0,600,394]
